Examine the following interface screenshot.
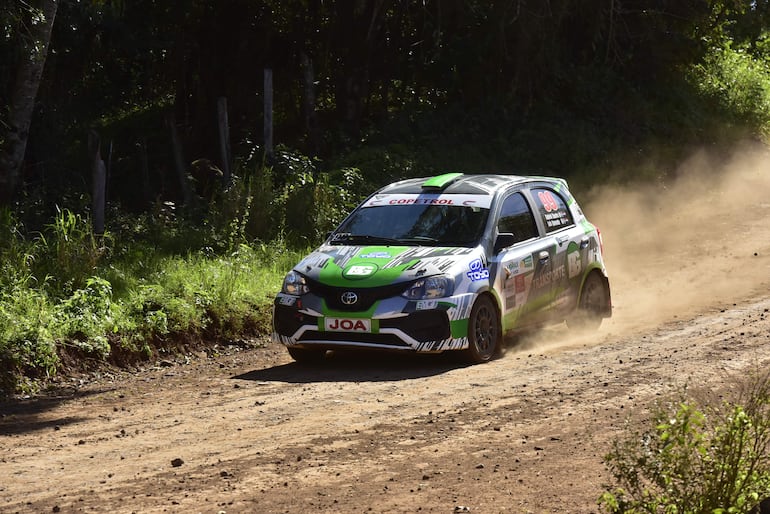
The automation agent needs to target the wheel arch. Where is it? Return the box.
[577,267,612,318]
[473,290,503,342]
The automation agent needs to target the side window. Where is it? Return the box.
[497,192,538,243]
[532,188,574,233]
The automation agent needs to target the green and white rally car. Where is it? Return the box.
[273,173,611,363]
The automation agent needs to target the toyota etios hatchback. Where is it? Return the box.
[273,173,611,363]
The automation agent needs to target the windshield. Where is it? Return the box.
[332,203,490,247]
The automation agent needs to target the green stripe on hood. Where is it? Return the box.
[318,246,418,287]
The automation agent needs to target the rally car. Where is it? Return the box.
[273,173,611,363]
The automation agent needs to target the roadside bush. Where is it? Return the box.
[599,371,770,513]
[52,277,115,357]
[35,207,109,295]
[689,38,770,137]
[0,285,57,377]
[269,146,365,246]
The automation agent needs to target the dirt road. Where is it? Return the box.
[2,146,770,513]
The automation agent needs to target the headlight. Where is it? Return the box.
[282,271,309,295]
[402,276,454,300]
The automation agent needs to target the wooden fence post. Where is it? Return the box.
[217,97,232,185]
[264,68,274,162]
[137,138,151,204]
[300,52,319,154]
[165,112,193,206]
[88,130,106,235]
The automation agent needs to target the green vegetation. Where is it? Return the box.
[599,371,770,513]
[1,7,770,509]
[1,2,770,397]
[0,176,315,395]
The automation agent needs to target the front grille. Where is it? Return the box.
[298,330,411,348]
[307,278,413,312]
[380,310,450,342]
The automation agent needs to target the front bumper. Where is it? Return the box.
[272,292,476,353]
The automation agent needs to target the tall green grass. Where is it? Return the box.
[0,201,309,397]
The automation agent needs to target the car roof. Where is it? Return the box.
[378,173,567,196]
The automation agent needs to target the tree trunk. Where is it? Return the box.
[0,0,58,206]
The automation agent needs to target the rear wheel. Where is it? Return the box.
[287,347,327,364]
[462,295,501,363]
[567,272,607,331]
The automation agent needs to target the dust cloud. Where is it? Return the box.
[508,142,770,354]
[588,142,770,333]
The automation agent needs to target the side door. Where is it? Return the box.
[528,186,584,317]
[488,191,554,331]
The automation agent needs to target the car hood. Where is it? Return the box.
[294,244,481,288]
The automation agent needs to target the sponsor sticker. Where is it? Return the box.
[467,258,490,282]
[416,300,439,310]
[278,295,296,306]
[514,274,526,293]
[362,194,492,209]
[359,251,391,259]
[324,318,372,333]
[568,250,582,278]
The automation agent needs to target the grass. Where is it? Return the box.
[0,206,307,397]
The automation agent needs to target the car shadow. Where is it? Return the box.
[0,389,108,436]
[233,350,472,384]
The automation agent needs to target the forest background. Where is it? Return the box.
[1,0,769,396]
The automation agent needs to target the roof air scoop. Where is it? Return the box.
[421,173,463,190]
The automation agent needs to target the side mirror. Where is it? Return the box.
[494,233,517,253]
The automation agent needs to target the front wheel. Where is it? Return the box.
[567,272,608,332]
[462,295,501,364]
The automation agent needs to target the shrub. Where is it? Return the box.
[52,277,115,357]
[599,371,770,513]
[689,38,770,137]
[0,285,57,377]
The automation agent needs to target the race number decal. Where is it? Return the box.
[538,191,559,213]
[342,264,378,279]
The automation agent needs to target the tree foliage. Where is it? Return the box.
[1,1,769,208]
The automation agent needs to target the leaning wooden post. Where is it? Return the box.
[164,112,193,206]
[264,68,274,162]
[137,138,151,205]
[300,52,319,154]
[217,96,232,186]
[88,130,106,235]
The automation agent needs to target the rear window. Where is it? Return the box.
[532,188,574,233]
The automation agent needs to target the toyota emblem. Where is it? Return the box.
[341,291,358,305]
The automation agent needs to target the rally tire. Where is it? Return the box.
[287,347,327,364]
[567,271,607,332]
[462,295,501,364]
